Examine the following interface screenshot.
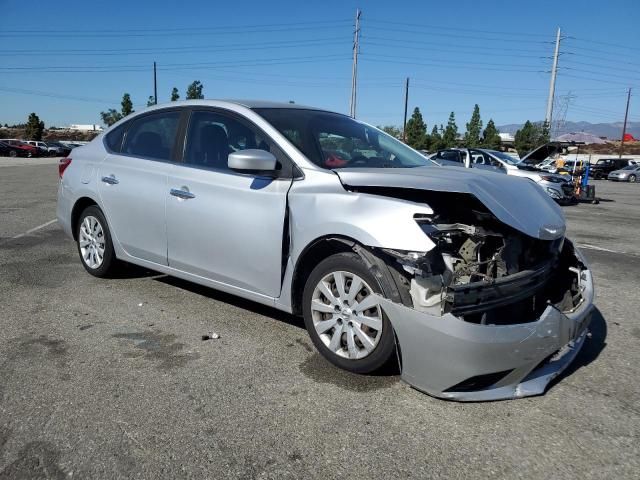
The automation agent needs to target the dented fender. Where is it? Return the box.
[287,169,436,264]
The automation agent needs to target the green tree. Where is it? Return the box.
[430,125,442,150]
[25,113,45,140]
[186,80,204,99]
[514,121,549,156]
[100,109,123,127]
[121,93,134,116]
[442,112,458,148]
[481,119,501,149]
[170,87,180,101]
[147,96,155,107]
[463,104,483,147]
[378,125,402,139]
[404,107,428,149]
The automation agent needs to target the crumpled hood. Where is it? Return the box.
[335,166,566,240]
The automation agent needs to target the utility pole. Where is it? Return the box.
[402,77,409,142]
[349,8,361,118]
[545,27,561,129]
[619,87,632,158]
[153,62,158,105]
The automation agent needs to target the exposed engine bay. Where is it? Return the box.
[354,187,589,325]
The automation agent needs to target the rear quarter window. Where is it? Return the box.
[105,124,126,153]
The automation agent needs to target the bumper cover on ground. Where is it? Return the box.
[377,266,594,401]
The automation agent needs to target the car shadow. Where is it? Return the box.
[109,263,159,279]
[153,275,306,330]
[547,306,607,392]
[153,274,400,376]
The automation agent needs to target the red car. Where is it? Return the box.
[0,139,39,157]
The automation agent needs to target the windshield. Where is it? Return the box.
[622,165,637,170]
[486,150,520,165]
[254,108,432,169]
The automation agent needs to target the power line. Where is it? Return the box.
[365,18,551,38]
[0,20,353,37]
[0,54,350,73]
[360,55,543,73]
[364,35,547,54]
[0,38,351,56]
[0,86,118,104]
[364,25,548,44]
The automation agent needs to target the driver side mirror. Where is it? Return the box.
[228,149,277,171]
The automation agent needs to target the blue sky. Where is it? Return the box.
[1,0,638,132]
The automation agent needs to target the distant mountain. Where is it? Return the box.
[497,121,640,140]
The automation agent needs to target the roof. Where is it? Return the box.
[554,132,607,144]
[228,99,324,110]
[152,99,326,111]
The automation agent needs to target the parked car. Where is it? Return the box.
[607,164,640,182]
[0,140,30,157]
[25,140,51,156]
[57,100,594,401]
[45,141,72,156]
[589,158,636,179]
[431,147,574,204]
[429,148,505,174]
[0,139,38,157]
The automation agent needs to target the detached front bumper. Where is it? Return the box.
[377,252,594,401]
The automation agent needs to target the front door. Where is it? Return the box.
[166,109,293,297]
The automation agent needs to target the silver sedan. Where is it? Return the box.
[608,165,640,182]
[57,100,594,401]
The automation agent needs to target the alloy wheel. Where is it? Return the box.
[310,271,383,360]
[79,216,106,269]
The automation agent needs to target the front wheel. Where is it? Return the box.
[629,175,637,183]
[76,206,119,277]
[302,252,396,374]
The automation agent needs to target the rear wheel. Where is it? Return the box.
[9,150,17,158]
[302,252,396,374]
[76,206,118,277]
[629,174,636,183]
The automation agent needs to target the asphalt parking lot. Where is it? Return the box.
[1,157,639,479]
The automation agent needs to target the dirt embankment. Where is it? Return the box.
[1,128,100,142]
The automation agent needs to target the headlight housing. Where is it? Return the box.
[546,187,562,199]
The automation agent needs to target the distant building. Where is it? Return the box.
[498,132,515,143]
[69,124,104,132]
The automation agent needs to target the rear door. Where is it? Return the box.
[97,109,183,265]
[166,108,293,297]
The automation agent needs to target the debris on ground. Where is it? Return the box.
[201,332,220,341]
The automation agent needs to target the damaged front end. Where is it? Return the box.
[368,191,594,401]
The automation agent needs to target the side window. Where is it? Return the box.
[121,111,180,161]
[105,124,126,153]
[440,150,461,163]
[184,110,284,172]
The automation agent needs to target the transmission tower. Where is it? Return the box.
[552,91,575,138]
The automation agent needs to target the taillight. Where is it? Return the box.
[58,157,72,178]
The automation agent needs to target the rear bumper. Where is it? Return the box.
[377,248,594,401]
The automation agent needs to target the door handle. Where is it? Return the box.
[170,188,195,200]
[101,175,119,185]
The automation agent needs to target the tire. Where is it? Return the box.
[76,206,119,277]
[302,252,396,374]
[629,175,636,183]
[9,150,17,158]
